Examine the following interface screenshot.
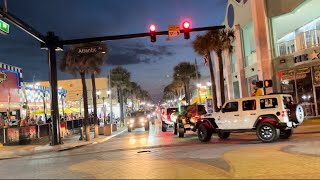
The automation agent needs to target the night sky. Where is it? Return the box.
[0,0,227,102]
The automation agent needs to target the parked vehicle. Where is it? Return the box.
[197,94,304,143]
[161,107,178,132]
[175,104,207,138]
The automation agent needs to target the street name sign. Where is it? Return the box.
[168,25,180,37]
[77,46,104,54]
[0,19,9,34]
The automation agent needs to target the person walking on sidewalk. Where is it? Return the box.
[60,118,66,139]
[20,117,28,127]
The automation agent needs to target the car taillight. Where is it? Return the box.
[281,111,288,117]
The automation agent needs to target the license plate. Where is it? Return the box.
[184,124,191,128]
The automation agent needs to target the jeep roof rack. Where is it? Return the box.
[267,92,287,95]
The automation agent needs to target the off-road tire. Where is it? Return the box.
[197,124,213,142]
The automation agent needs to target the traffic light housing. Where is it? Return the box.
[149,24,156,42]
[256,81,263,88]
[182,21,190,39]
[264,80,273,88]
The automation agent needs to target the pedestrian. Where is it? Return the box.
[20,117,28,127]
[60,117,66,138]
[0,115,5,128]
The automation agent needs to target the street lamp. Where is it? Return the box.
[206,81,212,96]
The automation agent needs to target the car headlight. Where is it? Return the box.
[130,119,134,123]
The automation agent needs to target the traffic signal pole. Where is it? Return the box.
[1,4,225,145]
[0,7,61,145]
[61,25,225,45]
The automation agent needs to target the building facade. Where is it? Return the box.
[0,62,23,120]
[220,0,320,117]
[38,77,121,119]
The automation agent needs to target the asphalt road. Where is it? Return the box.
[1,116,320,179]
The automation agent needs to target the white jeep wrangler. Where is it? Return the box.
[197,94,304,143]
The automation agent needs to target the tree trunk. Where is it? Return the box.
[119,88,124,124]
[217,51,226,105]
[91,73,99,138]
[186,81,190,105]
[80,72,90,141]
[207,50,219,112]
[184,82,189,105]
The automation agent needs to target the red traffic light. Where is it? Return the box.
[183,21,190,29]
[149,24,156,32]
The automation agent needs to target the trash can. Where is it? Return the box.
[112,123,117,132]
[104,124,112,136]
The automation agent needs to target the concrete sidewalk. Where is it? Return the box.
[0,127,127,160]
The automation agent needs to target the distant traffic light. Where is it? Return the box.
[256,81,263,88]
[264,80,273,88]
[149,24,156,42]
[182,21,190,39]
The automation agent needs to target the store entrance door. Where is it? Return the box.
[314,86,320,116]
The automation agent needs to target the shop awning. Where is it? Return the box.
[192,95,212,104]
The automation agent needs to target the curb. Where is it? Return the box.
[0,128,127,160]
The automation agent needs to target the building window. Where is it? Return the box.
[227,4,234,28]
[280,70,296,101]
[296,67,315,116]
[233,81,240,99]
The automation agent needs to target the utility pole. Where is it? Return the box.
[195,58,201,104]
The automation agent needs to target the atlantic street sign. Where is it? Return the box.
[77,46,105,54]
[0,19,9,34]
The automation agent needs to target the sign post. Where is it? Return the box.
[168,25,180,38]
[0,19,9,34]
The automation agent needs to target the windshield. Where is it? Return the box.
[166,108,178,114]
[131,112,145,117]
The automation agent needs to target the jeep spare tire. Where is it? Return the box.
[170,112,178,123]
[289,104,304,124]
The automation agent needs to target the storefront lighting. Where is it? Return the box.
[206,82,212,86]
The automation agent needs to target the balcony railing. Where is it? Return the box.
[275,29,320,57]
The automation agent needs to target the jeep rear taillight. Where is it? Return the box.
[281,111,288,117]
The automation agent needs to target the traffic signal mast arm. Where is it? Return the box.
[61,25,225,45]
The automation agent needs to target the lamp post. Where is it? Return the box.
[206,82,212,96]
[197,83,201,104]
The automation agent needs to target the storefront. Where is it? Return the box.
[0,63,23,120]
[276,48,320,117]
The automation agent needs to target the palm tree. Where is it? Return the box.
[86,42,107,138]
[173,62,199,105]
[192,34,219,112]
[206,29,234,105]
[60,42,107,141]
[128,82,140,111]
[170,80,184,103]
[110,67,131,124]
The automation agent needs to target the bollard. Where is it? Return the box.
[79,127,85,140]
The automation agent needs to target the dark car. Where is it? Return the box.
[146,110,156,125]
[126,111,150,132]
[174,104,207,137]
